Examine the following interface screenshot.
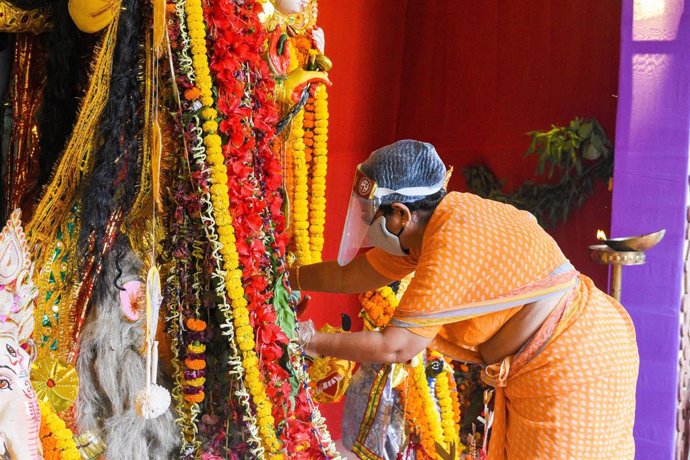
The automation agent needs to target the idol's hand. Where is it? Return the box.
[311,27,325,53]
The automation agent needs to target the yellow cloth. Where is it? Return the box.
[365,192,638,458]
[68,0,119,34]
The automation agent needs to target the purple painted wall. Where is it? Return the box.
[611,1,690,458]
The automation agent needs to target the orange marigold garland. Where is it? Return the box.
[359,286,398,329]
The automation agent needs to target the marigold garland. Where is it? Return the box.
[448,366,462,426]
[359,286,398,329]
[308,83,327,261]
[184,0,278,455]
[167,0,213,453]
[290,108,312,265]
[433,354,461,453]
[402,355,446,459]
[39,400,81,460]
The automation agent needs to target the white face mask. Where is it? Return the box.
[365,216,408,257]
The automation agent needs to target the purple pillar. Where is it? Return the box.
[611,1,690,458]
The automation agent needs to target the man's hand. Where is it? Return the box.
[295,294,311,317]
[308,326,432,364]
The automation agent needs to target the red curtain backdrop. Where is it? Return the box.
[313,0,621,438]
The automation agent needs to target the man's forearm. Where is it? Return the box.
[309,330,398,363]
[308,326,432,364]
[289,255,394,294]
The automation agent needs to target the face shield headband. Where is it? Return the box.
[337,166,445,266]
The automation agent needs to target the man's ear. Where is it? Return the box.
[391,202,412,225]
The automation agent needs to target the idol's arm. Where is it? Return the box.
[288,253,394,294]
[307,326,432,364]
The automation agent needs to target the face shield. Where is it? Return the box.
[337,167,446,266]
[337,167,380,266]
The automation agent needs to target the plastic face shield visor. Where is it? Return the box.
[337,166,445,266]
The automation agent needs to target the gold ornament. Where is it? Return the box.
[31,356,79,413]
[0,2,50,33]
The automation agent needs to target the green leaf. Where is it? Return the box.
[577,120,593,138]
[273,274,297,340]
[289,373,300,403]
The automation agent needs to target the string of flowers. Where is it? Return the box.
[203,1,342,457]
[39,400,80,460]
[199,0,287,456]
[283,39,301,243]
[447,366,462,433]
[359,286,398,329]
[401,355,447,459]
[183,318,207,403]
[308,82,327,261]
[166,1,216,455]
[180,0,267,455]
[281,138,295,241]
[290,108,312,265]
[303,90,315,163]
[434,356,462,452]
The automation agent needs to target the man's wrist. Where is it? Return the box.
[306,331,322,355]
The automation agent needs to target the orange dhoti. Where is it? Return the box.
[486,275,638,459]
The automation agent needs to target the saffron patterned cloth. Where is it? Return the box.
[365,192,638,459]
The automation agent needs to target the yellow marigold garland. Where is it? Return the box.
[184,0,282,456]
[447,366,462,427]
[39,400,80,460]
[403,355,446,459]
[362,278,461,458]
[434,356,461,453]
[308,83,328,262]
[290,108,311,266]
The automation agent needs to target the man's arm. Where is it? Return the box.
[289,253,395,294]
[307,326,432,363]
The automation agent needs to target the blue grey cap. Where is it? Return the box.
[360,140,446,205]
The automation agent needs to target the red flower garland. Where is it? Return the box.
[204,1,326,457]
